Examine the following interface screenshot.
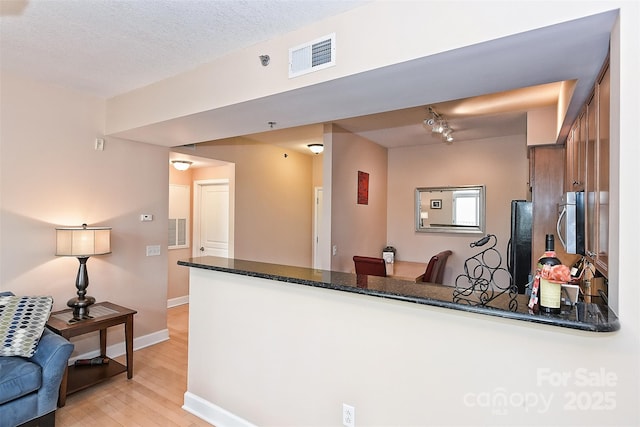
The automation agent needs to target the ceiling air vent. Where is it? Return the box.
[289,33,336,78]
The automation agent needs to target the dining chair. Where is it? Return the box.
[353,256,387,277]
[419,250,453,284]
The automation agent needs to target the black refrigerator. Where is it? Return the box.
[507,200,533,294]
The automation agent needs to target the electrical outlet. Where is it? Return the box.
[342,403,355,427]
[333,245,338,256]
[95,138,105,151]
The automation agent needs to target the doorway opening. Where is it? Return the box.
[167,153,235,307]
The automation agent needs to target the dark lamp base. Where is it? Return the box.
[67,296,96,323]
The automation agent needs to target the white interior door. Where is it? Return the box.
[195,181,229,258]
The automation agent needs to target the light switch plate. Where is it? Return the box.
[146,245,161,256]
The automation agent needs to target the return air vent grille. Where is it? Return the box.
[289,33,336,78]
[169,218,187,247]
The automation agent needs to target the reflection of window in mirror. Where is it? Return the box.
[416,186,485,234]
[453,189,480,226]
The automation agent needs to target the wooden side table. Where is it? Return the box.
[46,301,137,407]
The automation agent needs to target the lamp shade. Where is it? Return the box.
[56,225,111,257]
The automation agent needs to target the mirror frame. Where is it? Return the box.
[415,185,486,234]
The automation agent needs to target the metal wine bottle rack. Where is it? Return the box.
[453,234,519,311]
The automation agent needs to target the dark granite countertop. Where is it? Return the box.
[178,256,619,333]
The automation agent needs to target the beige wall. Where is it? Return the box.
[188,264,636,426]
[167,151,316,303]
[168,166,193,302]
[330,125,388,272]
[167,241,191,302]
[173,139,313,267]
[311,152,323,188]
[387,135,529,285]
[0,72,169,355]
[527,106,558,145]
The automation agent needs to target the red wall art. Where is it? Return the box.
[357,171,369,205]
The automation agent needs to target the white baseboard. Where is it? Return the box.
[167,295,189,308]
[68,328,170,364]
[183,392,255,427]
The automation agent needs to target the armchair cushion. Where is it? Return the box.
[0,357,42,404]
[0,296,53,358]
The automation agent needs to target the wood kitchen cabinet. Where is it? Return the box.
[575,62,609,277]
[564,111,586,192]
[585,91,598,263]
[530,145,574,267]
[594,64,610,274]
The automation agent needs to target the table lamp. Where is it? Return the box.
[56,224,111,322]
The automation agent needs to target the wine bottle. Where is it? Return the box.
[570,256,585,280]
[538,234,562,314]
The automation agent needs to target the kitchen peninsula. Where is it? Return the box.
[179,256,621,426]
[178,256,617,333]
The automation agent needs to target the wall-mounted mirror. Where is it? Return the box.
[415,185,486,234]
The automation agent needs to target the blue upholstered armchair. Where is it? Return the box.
[0,292,74,427]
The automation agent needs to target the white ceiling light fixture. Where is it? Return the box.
[425,106,454,143]
[307,143,324,154]
[171,160,192,171]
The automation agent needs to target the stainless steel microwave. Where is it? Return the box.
[557,191,585,255]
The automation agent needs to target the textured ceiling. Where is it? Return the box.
[0,0,368,97]
[1,2,616,157]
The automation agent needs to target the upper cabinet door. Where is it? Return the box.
[581,61,609,277]
[596,65,610,273]
[585,92,598,261]
[565,111,586,192]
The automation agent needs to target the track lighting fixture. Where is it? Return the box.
[426,106,454,143]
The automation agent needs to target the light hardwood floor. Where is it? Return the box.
[56,304,213,427]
